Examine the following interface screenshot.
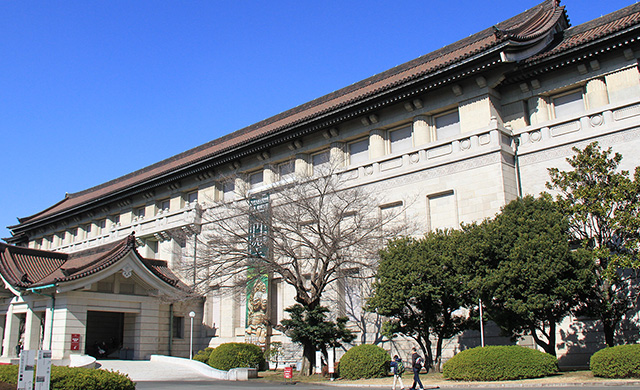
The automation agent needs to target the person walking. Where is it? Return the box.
[389,355,405,390]
[409,347,425,390]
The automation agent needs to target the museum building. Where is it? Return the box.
[3,0,640,366]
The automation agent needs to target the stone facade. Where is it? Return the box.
[4,0,640,367]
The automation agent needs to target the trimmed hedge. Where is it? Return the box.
[207,342,265,371]
[0,364,135,390]
[443,346,558,381]
[591,344,640,378]
[193,347,214,363]
[339,344,390,380]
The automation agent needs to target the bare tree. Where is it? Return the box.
[190,162,407,374]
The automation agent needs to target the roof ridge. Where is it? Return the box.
[10,0,573,229]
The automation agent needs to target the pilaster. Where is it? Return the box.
[369,129,385,159]
[586,78,609,109]
[413,116,430,146]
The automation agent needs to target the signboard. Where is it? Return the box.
[328,348,335,374]
[315,350,322,374]
[70,334,80,351]
[283,366,293,379]
[35,350,52,390]
[17,349,35,390]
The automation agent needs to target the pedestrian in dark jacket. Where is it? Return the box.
[409,347,424,390]
[389,355,405,390]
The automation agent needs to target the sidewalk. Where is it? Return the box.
[257,370,640,388]
[97,358,219,382]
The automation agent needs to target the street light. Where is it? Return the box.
[189,311,196,359]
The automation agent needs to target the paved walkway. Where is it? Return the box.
[97,359,215,382]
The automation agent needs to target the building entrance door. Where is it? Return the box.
[85,311,124,359]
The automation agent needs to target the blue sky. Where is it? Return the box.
[0,0,636,240]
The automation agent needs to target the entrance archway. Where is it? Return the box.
[85,311,124,359]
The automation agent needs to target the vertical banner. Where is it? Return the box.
[35,350,52,390]
[246,194,271,349]
[17,349,36,390]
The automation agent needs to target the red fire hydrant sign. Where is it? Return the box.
[284,366,293,379]
[70,334,80,351]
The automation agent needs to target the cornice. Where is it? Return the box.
[504,23,640,84]
[12,49,509,236]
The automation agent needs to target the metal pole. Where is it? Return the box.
[479,298,485,347]
[189,311,196,359]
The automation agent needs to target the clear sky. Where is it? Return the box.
[0,0,636,240]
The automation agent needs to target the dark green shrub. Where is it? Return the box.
[443,346,558,381]
[339,344,390,380]
[591,344,640,378]
[193,347,214,363]
[207,342,265,371]
[0,364,135,390]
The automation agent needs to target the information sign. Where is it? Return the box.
[70,334,80,351]
[35,350,52,390]
[17,349,35,390]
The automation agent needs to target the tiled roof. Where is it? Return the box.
[16,0,636,229]
[526,2,640,63]
[0,234,185,290]
[0,245,66,288]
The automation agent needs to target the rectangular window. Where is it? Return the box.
[278,160,295,181]
[348,138,369,166]
[173,316,184,339]
[135,207,146,219]
[553,90,585,118]
[312,150,330,174]
[46,235,53,249]
[111,214,120,227]
[187,191,198,204]
[223,180,236,201]
[98,219,107,235]
[57,232,65,246]
[435,110,461,140]
[84,224,92,239]
[269,278,282,327]
[249,171,263,189]
[69,228,77,242]
[427,191,458,230]
[389,125,412,153]
[158,199,171,213]
[380,201,405,235]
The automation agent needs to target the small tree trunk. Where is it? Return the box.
[434,335,444,372]
[603,320,615,347]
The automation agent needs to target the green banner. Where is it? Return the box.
[246,194,270,348]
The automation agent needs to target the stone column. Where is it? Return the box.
[605,67,640,104]
[235,177,247,198]
[137,300,160,360]
[413,116,430,146]
[528,96,550,125]
[586,78,609,109]
[295,154,309,177]
[263,164,276,185]
[23,308,42,351]
[1,304,17,357]
[330,142,346,168]
[369,129,385,159]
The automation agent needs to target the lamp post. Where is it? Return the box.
[189,311,196,359]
